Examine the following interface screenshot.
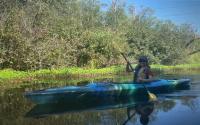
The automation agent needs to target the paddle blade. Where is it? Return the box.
[148,92,157,101]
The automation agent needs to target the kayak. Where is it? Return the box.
[25,79,190,104]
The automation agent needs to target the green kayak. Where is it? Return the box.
[25,79,190,104]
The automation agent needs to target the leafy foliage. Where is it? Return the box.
[0,0,199,70]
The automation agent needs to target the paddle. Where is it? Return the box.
[122,111,135,125]
[120,53,157,101]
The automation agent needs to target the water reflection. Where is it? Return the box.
[25,96,157,125]
[123,102,154,125]
[1,74,200,125]
[25,96,150,118]
[24,95,199,125]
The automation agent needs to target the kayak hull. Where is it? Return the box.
[25,79,190,104]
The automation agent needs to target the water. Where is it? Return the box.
[0,73,200,125]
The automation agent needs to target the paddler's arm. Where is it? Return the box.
[138,76,155,82]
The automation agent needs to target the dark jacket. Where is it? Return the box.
[134,65,151,82]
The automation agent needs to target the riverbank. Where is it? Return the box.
[0,65,124,80]
[0,64,200,90]
[1,64,200,81]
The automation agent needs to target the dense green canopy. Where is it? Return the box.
[0,0,199,70]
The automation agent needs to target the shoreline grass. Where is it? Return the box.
[0,64,199,90]
[0,64,200,81]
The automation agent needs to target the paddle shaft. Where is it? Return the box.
[122,111,135,125]
[121,53,134,71]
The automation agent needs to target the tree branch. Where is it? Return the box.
[188,49,200,55]
[185,37,200,48]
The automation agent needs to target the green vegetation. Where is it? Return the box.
[0,64,200,81]
[0,66,124,80]
[0,0,199,89]
[151,63,200,69]
[186,53,200,64]
[0,0,199,71]
[0,69,28,79]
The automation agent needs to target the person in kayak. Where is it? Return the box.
[134,56,154,83]
[126,56,154,83]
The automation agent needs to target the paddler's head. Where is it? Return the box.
[138,56,148,67]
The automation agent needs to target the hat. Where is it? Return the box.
[139,56,148,63]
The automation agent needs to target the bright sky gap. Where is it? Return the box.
[101,0,200,32]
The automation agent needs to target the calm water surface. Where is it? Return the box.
[0,73,200,125]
